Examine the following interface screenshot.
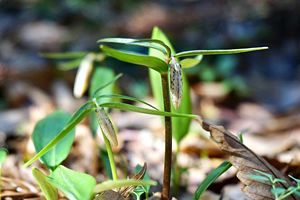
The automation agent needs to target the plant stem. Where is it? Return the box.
[161,73,172,200]
[103,133,118,180]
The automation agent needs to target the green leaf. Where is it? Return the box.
[98,38,170,56]
[32,168,58,200]
[149,26,192,143]
[180,55,203,68]
[175,47,268,58]
[25,100,197,168]
[0,148,7,166]
[94,94,159,111]
[193,161,232,200]
[253,170,274,180]
[47,165,96,200]
[40,52,89,59]
[132,186,147,200]
[271,187,286,196]
[100,45,168,73]
[99,102,197,119]
[249,174,270,182]
[133,164,151,194]
[93,179,156,194]
[32,111,75,169]
[24,102,94,167]
[89,67,116,134]
[57,59,82,71]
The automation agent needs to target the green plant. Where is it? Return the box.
[193,161,232,200]
[98,26,266,199]
[24,26,267,199]
[250,170,300,200]
[0,148,7,198]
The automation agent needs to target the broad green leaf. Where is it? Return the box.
[180,55,203,68]
[175,47,268,58]
[24,102,94,167]
[0,148,7,166]
[47,165,96,200]
[32,168,58,200]
[100,45,168,73]
[32,111,75,169]
[41,52,89,59]
[149,26,192,143]
[193,161,232,200]
[25,100,197,168]
[94,179,156,194]
[98,38,170,56]
[89,67,116,134]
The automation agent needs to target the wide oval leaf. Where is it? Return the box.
[32,111,75,169]
[25,103,94,168]
[47,165,96,200]
[100,45,168,73]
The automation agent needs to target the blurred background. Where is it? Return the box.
[1,0,300,199]
[1,0,300,113]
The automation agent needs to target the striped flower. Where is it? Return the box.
[73,54,94,98]
[169,56,183,109]
[95,107,118,147]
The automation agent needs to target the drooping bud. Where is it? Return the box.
[169,56,183,109]
[95,107,118,147]
[73,54,94,98]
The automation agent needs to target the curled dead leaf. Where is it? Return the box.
[198,119,297,200]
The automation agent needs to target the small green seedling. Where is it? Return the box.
[250,170,300,200]
[25,26,267,200]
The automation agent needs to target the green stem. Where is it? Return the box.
[93,98,118,180]
[161,73,172,200]
[278,187,299,200]
[103,133,118,180]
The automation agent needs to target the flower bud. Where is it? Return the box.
[95,107,118,147]
[169,56,183,109]
[73,54,94,98]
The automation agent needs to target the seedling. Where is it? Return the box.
[24,26,268,199]
[250,170,300,200]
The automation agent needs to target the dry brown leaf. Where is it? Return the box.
[199,119,297,200]
[118,163,147,199]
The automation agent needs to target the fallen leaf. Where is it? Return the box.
[198,119,297,200]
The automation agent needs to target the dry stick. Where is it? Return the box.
[161,73,172,200]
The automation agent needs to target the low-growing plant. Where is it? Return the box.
[24,26,269,199]
[250,170,300,200]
